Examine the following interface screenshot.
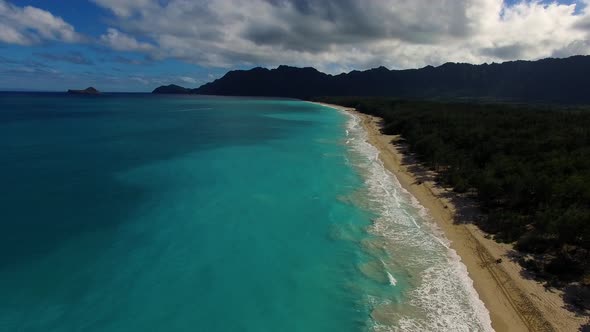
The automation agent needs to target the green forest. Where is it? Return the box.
[314,97,590,288]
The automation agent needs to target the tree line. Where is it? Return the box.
[314,97,590,289]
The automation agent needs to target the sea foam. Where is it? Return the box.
[340,110,494,332]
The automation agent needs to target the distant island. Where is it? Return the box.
[68,87,100,95]
[153,55,590,104]
[152,84,190,94]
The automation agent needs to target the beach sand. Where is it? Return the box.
[314,102,586,332]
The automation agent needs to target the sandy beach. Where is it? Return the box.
[314,102,586,332]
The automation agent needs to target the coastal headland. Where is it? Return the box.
[314,102,587,332]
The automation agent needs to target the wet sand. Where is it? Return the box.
[314,102,586,332]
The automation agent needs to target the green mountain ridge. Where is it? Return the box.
[153,55,590,104]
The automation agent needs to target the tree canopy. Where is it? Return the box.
[316,97,590,286]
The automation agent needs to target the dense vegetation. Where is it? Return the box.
[156,55,590,104]
[315,97,590,287]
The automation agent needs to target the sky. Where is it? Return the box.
[1,0,590,92]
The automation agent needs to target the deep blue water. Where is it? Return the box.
[0,93,379,331]
[0,93,492,331]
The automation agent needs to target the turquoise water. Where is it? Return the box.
[0,94,492,331]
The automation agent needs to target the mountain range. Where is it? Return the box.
[153,55,590,103]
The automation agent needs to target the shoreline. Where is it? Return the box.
[313,102,585,332]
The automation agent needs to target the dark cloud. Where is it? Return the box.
[574,14,590,31]
[243,0,471,52]
[479,44,526,60]
[34,51,94,65]
[551,39,590,58]
[89,0,590,71]
[90,0,477,68]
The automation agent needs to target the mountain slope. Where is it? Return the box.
[153,56,590,103]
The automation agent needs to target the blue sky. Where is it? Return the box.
[0,1,229,91]
[1,0,589,92]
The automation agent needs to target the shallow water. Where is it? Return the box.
[0,94,491,331]
[341,111,493,331]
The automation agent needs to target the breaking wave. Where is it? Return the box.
[340,110,494,332]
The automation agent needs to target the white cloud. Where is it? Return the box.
[0,0,81,45]
[179,76,197,84]
[1,0,584,72]
[91,0,157,18]
[130,76,149,85]
[87,0,590,71]
[99,28,155,52]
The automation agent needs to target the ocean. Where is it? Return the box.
[0,93,492,331]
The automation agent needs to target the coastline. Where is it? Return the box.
[313,102,585,332]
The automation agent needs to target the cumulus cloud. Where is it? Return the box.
[179,76,197,84]
[2,0,590,73]
[99,28,155,52]
[124,74,202,88]
[91,0,158,18]
[0,0,81,45]
[87,0,590,71]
